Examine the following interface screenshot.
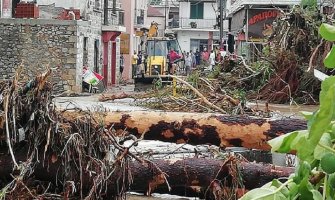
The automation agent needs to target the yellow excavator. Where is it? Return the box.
[134,22,183,88]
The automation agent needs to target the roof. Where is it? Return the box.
[147,5,164,17]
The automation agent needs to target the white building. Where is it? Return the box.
[167,0,226,53]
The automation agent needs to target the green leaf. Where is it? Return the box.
[319,24,335,41]
[324,46,335,68]
[301,111,314,121]
[288,181,299,199]
[308,77,335,148]
[328,174,335,200]
[293,134,315,162]
[269,130,307,153]
[314,133,332,159]
[270,179,289,197]
[239,188,286,200]
[298,178,322,200]
[321,153,335,174]
[329,174,335,188]
[294,161,311,183]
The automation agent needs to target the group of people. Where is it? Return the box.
[130,50,148,78]
[206,47,228,71]
[183,47,228,73]
[121,47,229,78]
[183,49,201,75]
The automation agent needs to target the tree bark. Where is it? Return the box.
[62,111,307,150]
[0,147,293,199]
[128,158,294,198]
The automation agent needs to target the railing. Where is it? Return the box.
[169,18,217,29]
[103,10,124,26]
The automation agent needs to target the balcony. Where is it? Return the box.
[102,11,126,32]
[169,18,217,30]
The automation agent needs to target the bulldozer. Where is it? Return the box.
[134,22,183,89]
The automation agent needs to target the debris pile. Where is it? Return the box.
[0,70,300,199]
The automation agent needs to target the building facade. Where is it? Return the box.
[167,0,224,53]
[0,0,126,92]
[120,0,148,81]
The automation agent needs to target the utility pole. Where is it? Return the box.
[219,0,224,49]
[164,0,167,31]
[103,0,108,25]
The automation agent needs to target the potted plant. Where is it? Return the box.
[190,22,197,28]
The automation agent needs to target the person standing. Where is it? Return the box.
[190,50,196,69]
[168,48,181,74]
[202,48,209,63]
[185,52,193,76]
[120,54,124,76]
[195,49,201,66]
[209,50,215,71]
[137,51,142,76]
[131,51,138,78]
[143,54,148,74]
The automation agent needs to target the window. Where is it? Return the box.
[94,40,99,73]
[95,0,101,10]
[118,12,124,26]
[190,2,204,19]
[190,39,208,52]
[149,0,162,5]
[136,9,144,25]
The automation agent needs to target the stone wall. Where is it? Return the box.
[77,11,102,75]
[0,18,86,93]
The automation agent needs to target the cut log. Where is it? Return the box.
[128,158,294,198]
[62,111,307,150]
[0,147,293,199]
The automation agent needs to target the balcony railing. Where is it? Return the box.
[102,8,126,32]
[169,18,217,29]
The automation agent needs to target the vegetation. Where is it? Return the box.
[240,23,335,200]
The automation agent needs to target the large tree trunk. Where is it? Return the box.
[62,111,306,150]
[0,146,293,199]
[128,158,294,198]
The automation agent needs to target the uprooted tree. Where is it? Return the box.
[240,20,335,200]
[217,5,332,105]
[0,69,299,199]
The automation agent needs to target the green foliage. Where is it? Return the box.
[319,24,335,41]
[186,70,200,88]
[300,0,317,11]
[207,65,222,79]
[152,78,163,90]
[324,46,335,68]
[240,23,335,200]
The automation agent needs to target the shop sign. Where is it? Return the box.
[120,33,130,54]
[247,9,279,41]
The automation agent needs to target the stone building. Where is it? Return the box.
[0,0,125,93]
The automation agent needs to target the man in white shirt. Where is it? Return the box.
[209,50,215,71]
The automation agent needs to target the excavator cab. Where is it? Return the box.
[145,37,182,76]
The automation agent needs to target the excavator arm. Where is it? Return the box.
[148,22,159,38]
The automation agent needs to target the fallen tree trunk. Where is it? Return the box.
[62,111,307,150]
[128,158,294,198]
[0,146,293,199]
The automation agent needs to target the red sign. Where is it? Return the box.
[248,9,280,41]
